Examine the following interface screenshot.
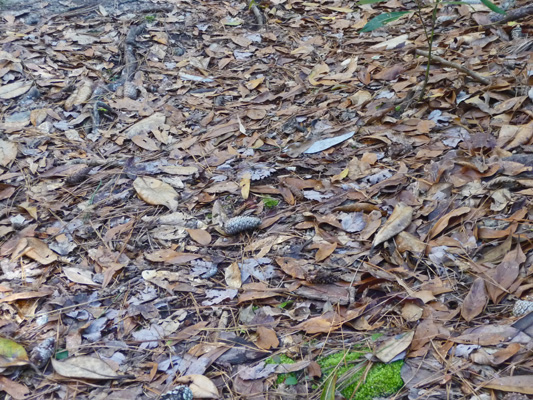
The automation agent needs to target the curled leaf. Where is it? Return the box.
[372,202,413,247]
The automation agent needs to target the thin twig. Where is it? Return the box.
[415,49,491,85]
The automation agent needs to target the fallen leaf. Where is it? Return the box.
[51,356,122,379]
[255,326,279,350]
[372,202,413,247]
[187,229,212,246]
[134,176,179,211]
[461,277,488,322]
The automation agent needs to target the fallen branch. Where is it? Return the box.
[489,3,533,24]
[415,49,491,85]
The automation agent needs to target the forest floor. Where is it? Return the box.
[0,0,533,399]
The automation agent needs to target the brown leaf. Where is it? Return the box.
[482,375,533,395]
[240,172,251,200]
[11,238,58,265]
[51,356,122,380]
[124,112,166,138]
[133,176,179,211]
[0,376,30,399]
[255,326,279,350]
[275,257,307,279]
[411,319,439,351]
[461,277,488,322]
[486,245,525,304]
[312,242,337,262]
[428,207,470,240]
[294,311,343,334]
[505,121,533,150]
[187,229,212,246]
[131,134,160,151]
[372,202,413,247]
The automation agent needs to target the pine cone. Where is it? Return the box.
[305,269,339,284]
[224,216,262,235]
[160,386,193,400]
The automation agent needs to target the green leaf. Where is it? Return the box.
[55,349,69,360]
[262,197,279,208]
[285,375,298,385]
[480,0,505,14]
[0,338,29,367]
[360,11,411,32]
[357,0,387,4]
[320,373,338,400]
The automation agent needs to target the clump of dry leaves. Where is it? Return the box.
[0,0,533,398]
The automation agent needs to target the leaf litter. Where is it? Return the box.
[1,0,533,398]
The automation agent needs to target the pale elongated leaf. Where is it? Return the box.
[372,203,413,247]
[51,356,121,379]
[461,277,488,322]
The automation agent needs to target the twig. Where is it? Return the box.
[415,49,491,85]
[249,1,265,26]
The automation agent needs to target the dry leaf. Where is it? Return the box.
[175,374,219,398]
[255,326,279,350]
[133,176,179,211]
[374,331,414,363]
[428,207,470,240]
[51,356,121,379]
[372,202,413,247]
[313,242,337,262]
[240,173,251,200]
[0,139,17,167]
[225,262,242,289]
[187,229,211,246]
[63,267,98,286]
[482,375,533,395]
[486,245,525,304]
[124,112,166,138]
[461,277,488,322]
[11,238,58,265]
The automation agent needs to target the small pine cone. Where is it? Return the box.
[224,216,262,235]
[124,81,138,99]
[160,386,193,400]
[305,270,339,284]
[30,337,55,368]
[513,300,533,317]
[65,167,91,186]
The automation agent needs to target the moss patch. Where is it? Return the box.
[265,354,297,385]
[317,351,403,400]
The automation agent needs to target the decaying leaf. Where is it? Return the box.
[374,331,414,363]
[51,356,122,379]
[11,238,58,265]
[461,277,488,322]
[0,338,29,367]
[372,202,413,247]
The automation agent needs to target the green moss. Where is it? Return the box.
[343,361,403,400]
[316,351,403,400]
[265,354,297,385]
